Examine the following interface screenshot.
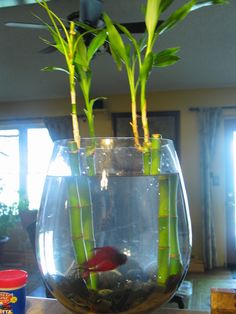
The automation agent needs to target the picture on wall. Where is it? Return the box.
[112,111,180,155]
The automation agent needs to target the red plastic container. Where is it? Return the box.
[0,269,28,314]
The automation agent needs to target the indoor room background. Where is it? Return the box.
[0,0,236,310]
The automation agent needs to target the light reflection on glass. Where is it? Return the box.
[100,169,108,190]
[101,138,114,149]
[39,231,56,275]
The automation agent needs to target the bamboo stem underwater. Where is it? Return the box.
[67,140,97,289]
[169,174,183,277]
[147,135,182,288]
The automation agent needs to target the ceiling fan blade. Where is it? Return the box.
[5,22,47,29]
[0,0,50,9]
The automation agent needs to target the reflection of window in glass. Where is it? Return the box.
[27,128,53,209]
[0,126,53,209]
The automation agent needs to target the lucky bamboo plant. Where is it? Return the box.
[37,0,228,292]
[36,0,107,289]
[37,0,107,148]
[103,0,228,287]
[104,0,228,157]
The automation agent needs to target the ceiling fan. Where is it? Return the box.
[4,0,162,55]
[4,0,162,54]
[4,0,149,29]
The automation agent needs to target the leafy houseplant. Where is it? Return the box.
[35,1,228,313]
[0,183,19,241]
[0,201,19,240]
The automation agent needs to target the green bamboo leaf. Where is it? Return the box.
[116,23,140,53]
[90,97,107,110]
[40,36,53,46]
[139,52,153,82]
[51,32,68,55]
[153,55,180,67]
[125,43,131,59]
[160,0,174,12]
[157,0,195,35]
[74,20,97,32]
[191,0,229,10]
[153,47,180,66]
[109,44,123,71]
[103,13,128,63]
[138,33,148,53]
[74,65,81,81]
[35,12,69,56]
[36,0,70,58]
[145,0,161,41]
[74,35,89,68]
[41,66,69,74]
[84,108,89,116]
[34,13,55,34]
[87,30,107,63]
[153,47,180,67]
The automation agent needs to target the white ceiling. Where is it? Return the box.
[0,0,235,102]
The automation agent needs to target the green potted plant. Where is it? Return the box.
[0,200,19,257]
[0,182,19,243]
[34,1,228,313]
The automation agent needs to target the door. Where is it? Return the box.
[225,119,236,268]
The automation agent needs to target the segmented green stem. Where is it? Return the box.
[157,174,170,287]
[127,68,142,150]
[169,174,183,277]
[140,80,150,148]
[150,134,161,175]
[149,136,182,286]
[67,141,97,289]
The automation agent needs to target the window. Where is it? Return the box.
[0,122,53,209]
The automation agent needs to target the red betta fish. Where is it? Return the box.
[82,246,127,278]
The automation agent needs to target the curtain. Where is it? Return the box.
[44,116,73,141]
[198,107,222,269]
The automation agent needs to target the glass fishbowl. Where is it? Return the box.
[36,137,192,314]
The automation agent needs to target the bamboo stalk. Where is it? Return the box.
[149,136,182,286]
[68,178,87,264]
[76,175,97,288]
[157,174,170,287]
[143,134,161,175]
[67,141,97,289]
[150,134,161,175]
[169,173,183,277]
[148,135,172,286]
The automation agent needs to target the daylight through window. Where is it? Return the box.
[0,124,53,209]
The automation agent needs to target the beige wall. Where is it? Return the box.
[1,86,236,266]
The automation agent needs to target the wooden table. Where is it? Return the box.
[26,297,210,314]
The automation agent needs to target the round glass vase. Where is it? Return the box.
[36,137,192,314]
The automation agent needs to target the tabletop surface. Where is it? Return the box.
[26,297,210,314]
